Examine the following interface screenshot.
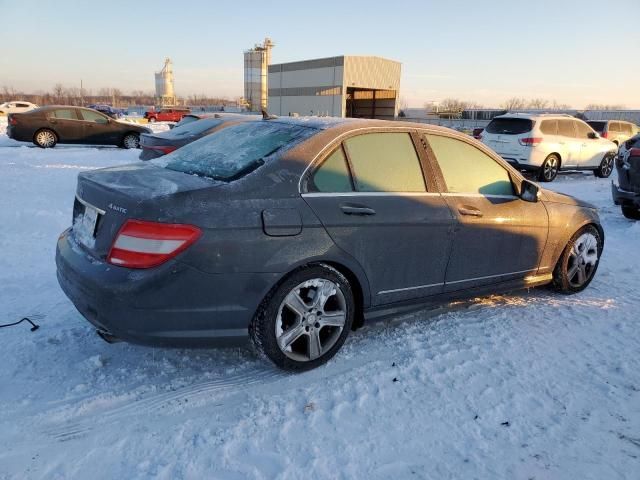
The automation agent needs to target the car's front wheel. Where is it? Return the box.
[552,225,602,293]
[538,154,560,182]
[122,133,140,149]
[34,129,57,148]
[250,264,354,371]
[594,153,614,178]
[621,205,640,220]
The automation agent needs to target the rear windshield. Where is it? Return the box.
[158,117,225,138]
[485,118,533,135]
[587,121,606,133]
[155,122,317,181]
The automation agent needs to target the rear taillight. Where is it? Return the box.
[143,145,177,155]
[630,148,640,157]
[518,137,543,147]
[107,220,201,269]
[601,131,608,139]
[8,115,17,126]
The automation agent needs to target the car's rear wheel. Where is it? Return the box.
[538,154,560,182]
[594,153,614,178]
[250,264,354,371]
[122,133,139,149]
[148,117,156,123]
[34,129,57,148]
[552,225,602,293]
[621,205,640,220]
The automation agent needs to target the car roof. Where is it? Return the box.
[493,112,576,120]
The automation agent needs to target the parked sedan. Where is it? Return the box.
[7,106,150,148]
[139,114,257,160]
[56,118,604,371]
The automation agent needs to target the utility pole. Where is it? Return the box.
[80,79,84,106]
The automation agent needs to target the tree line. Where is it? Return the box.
[429,97,627,114]
[1,85,238,108]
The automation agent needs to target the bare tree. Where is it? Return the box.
[500,97,527,111]
[585,103,625,110]
[527,98,549,109]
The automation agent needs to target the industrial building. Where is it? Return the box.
[244,38,274,112]
[268,56,401,119]
[155,58,176,107]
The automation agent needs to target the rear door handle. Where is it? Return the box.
[340,204,376,216]
[458,207,483,217]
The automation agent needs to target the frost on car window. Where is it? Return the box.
[154,122,318,181]
[160,117,224,138]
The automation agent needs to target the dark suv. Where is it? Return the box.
[612,134,640,219]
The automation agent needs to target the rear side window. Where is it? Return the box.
[426,134,514,196]
[558,120,576,138]
[309,147,353,193]
[610,122,621,132]
[344,133,426,192]
[587,121,606,133]
[156,122,317,181]
[485,118,533,135]
[540,120,558,135]
[51,109,78,120]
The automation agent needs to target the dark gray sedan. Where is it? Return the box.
[56,118,604,371]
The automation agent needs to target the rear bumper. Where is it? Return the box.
[612,181,640,207]
[56,228,280,348]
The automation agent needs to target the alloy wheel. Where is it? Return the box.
[123,134,139,149]
[36,130,56,148]
[543,156,558,181]
[275,278,347,362]
[600,155,614,177]
[566,232,599,288]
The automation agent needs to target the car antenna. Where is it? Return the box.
[261,108,278,120]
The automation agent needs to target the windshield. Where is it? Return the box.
[587,121,606,133]
[158,117,225,139]
[485,118,533,135]
[154,121,318,181]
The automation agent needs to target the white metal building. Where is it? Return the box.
[268,56,401,119]
[244,38,274,112]
[154,58,176,107]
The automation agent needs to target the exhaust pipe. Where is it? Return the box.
[96,329,122,344]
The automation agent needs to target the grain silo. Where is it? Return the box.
[244,38,274,112]
[155,58,176,106]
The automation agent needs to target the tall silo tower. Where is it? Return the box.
[155,58,176,107]
[244,38,274,112]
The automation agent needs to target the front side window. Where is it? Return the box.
[156,122,317,181]
[575,121,594,139]
[309,147,353,193]
[51,109,78,120]
[80,110,109,123]
[425,134,514,196]
[621,123,633,135]
[344,132,425,192]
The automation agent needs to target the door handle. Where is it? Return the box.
[49,119,57,124]
[458,207,483,217]
[340,204,376,216]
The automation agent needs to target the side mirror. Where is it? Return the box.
[588,132,598,139]
[520,179,540,203]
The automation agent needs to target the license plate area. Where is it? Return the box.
[72,196,103,249]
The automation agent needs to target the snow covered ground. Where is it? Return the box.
[1,117,639,479]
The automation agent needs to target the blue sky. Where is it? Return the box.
[1,0,638,108]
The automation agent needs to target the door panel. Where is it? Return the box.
[441,194,548,291]
[304,193,454,304]
[424,133,549,291]
[79,109,119,145]
[47,109,84,143]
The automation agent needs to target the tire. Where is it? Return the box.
[33,129,57,148]
[148,117,156,123]
[552,225,602,294]
[594,153,614,178]
[249,264,355,371]
[538,154,560,182]
[122,133,139,149]
[621,205,640,220]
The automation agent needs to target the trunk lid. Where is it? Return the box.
[71,163,214,258]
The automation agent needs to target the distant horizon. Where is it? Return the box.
[1,0,638,109]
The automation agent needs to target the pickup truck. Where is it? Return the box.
[144,107,191,123]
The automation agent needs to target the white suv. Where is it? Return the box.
[481,113,617,182]
[0,101,38,115]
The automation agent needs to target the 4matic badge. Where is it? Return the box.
[108,203,127,214]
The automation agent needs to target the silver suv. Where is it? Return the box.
[586,120,639,147]
[481,113,617,182]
